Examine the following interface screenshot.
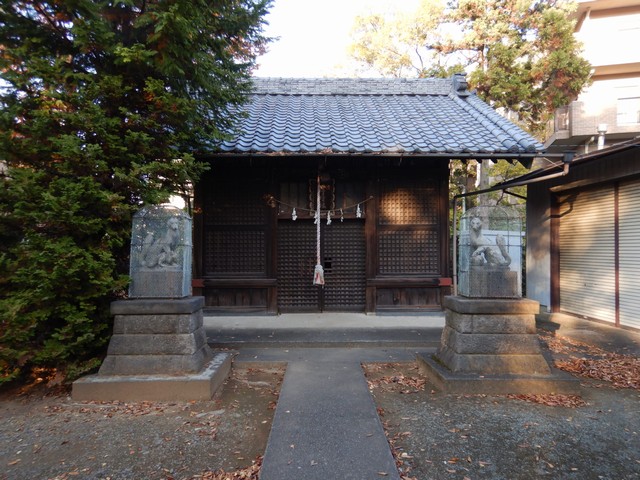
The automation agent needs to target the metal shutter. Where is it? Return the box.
[619,179,640,329]
[559,187,616,322]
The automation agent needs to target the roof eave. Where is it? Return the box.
[203,151,546,163]
[497,137,640,187]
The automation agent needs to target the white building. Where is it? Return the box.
[545,0,640,154]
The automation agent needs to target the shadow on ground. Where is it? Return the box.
[0,364,284,480]
[364,331,640,480]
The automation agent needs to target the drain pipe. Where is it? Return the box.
[584,136,594,154]
[597,124,607,150]
[451,153,574,295]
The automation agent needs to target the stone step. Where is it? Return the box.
[204,313,445,349]
[206,327,442,349]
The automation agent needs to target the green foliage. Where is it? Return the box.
[349,0,591,137]
[350,0,466,78]
[0,0,271,384]
[485,160,529,204]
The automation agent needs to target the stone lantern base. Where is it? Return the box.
[418,296,579,395]
[72,297,231,401]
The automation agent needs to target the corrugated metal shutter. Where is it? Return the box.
[618,179,640,329]
[559,187,616,322]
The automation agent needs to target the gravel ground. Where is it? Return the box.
[2,328,639,480]
[0,364,284,480]
[366,361,640,479]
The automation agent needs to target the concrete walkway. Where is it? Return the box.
[255,348,418,480]
[204,313,444,480]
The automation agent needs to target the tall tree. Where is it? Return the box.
[350,0,591,137]
[0,0,271,383]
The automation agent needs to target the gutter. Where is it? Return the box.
[451,152,575,295]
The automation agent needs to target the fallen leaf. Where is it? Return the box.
[556,354,640,390]
[507,393,586,408]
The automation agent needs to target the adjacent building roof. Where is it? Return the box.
[498,137,640,188]
[216,75,544,156]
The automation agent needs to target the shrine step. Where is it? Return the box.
[203,313,444,349]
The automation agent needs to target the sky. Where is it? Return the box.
[253,0,419,78]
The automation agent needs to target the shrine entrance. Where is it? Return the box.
[194,157,451,315]
[277,219,366,312]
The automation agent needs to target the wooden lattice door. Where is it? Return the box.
[322,220,366,311]
[277,220,366,312]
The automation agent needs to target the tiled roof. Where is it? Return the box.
[217,76,544,155]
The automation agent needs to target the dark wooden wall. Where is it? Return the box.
[193,156,451,314]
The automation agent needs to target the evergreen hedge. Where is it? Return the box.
[0,0,271,384]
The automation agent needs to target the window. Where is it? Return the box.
[617,97,640,125]
[555,106,569,132]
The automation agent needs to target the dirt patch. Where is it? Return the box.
[0,363,284,480]
[364,334,640,480]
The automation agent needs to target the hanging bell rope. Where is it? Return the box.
[313,175,325,286]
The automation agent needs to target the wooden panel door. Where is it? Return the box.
[277,220,366,312]
[322,220,366,311]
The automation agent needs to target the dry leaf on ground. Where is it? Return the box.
[363,363,426,394]
[537,330,606,356]
[506,394,586,407]
[556,354,640,390]
[191,456,262,480]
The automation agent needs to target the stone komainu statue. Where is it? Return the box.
[140,216,180,268]
[469,216,511,267]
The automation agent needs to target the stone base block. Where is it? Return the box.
[462,267,520,298]
[424,296,580,394]
[447,310,537,334]
[129,269,189,299]
[105,329,208,356]
[436,345,551,375]
[98,347,212,375]
[99,296,211,376]
[440,326,543,355]
[443,296,540,314]
[436,296,549,375]
[72,353,232,402]
[417,353,580,395]
[111,296,205,315]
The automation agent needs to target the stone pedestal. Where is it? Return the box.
[418,296,580,395]
[460,267,519,298]
[99,297,212,375]
[73,297,231,401]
